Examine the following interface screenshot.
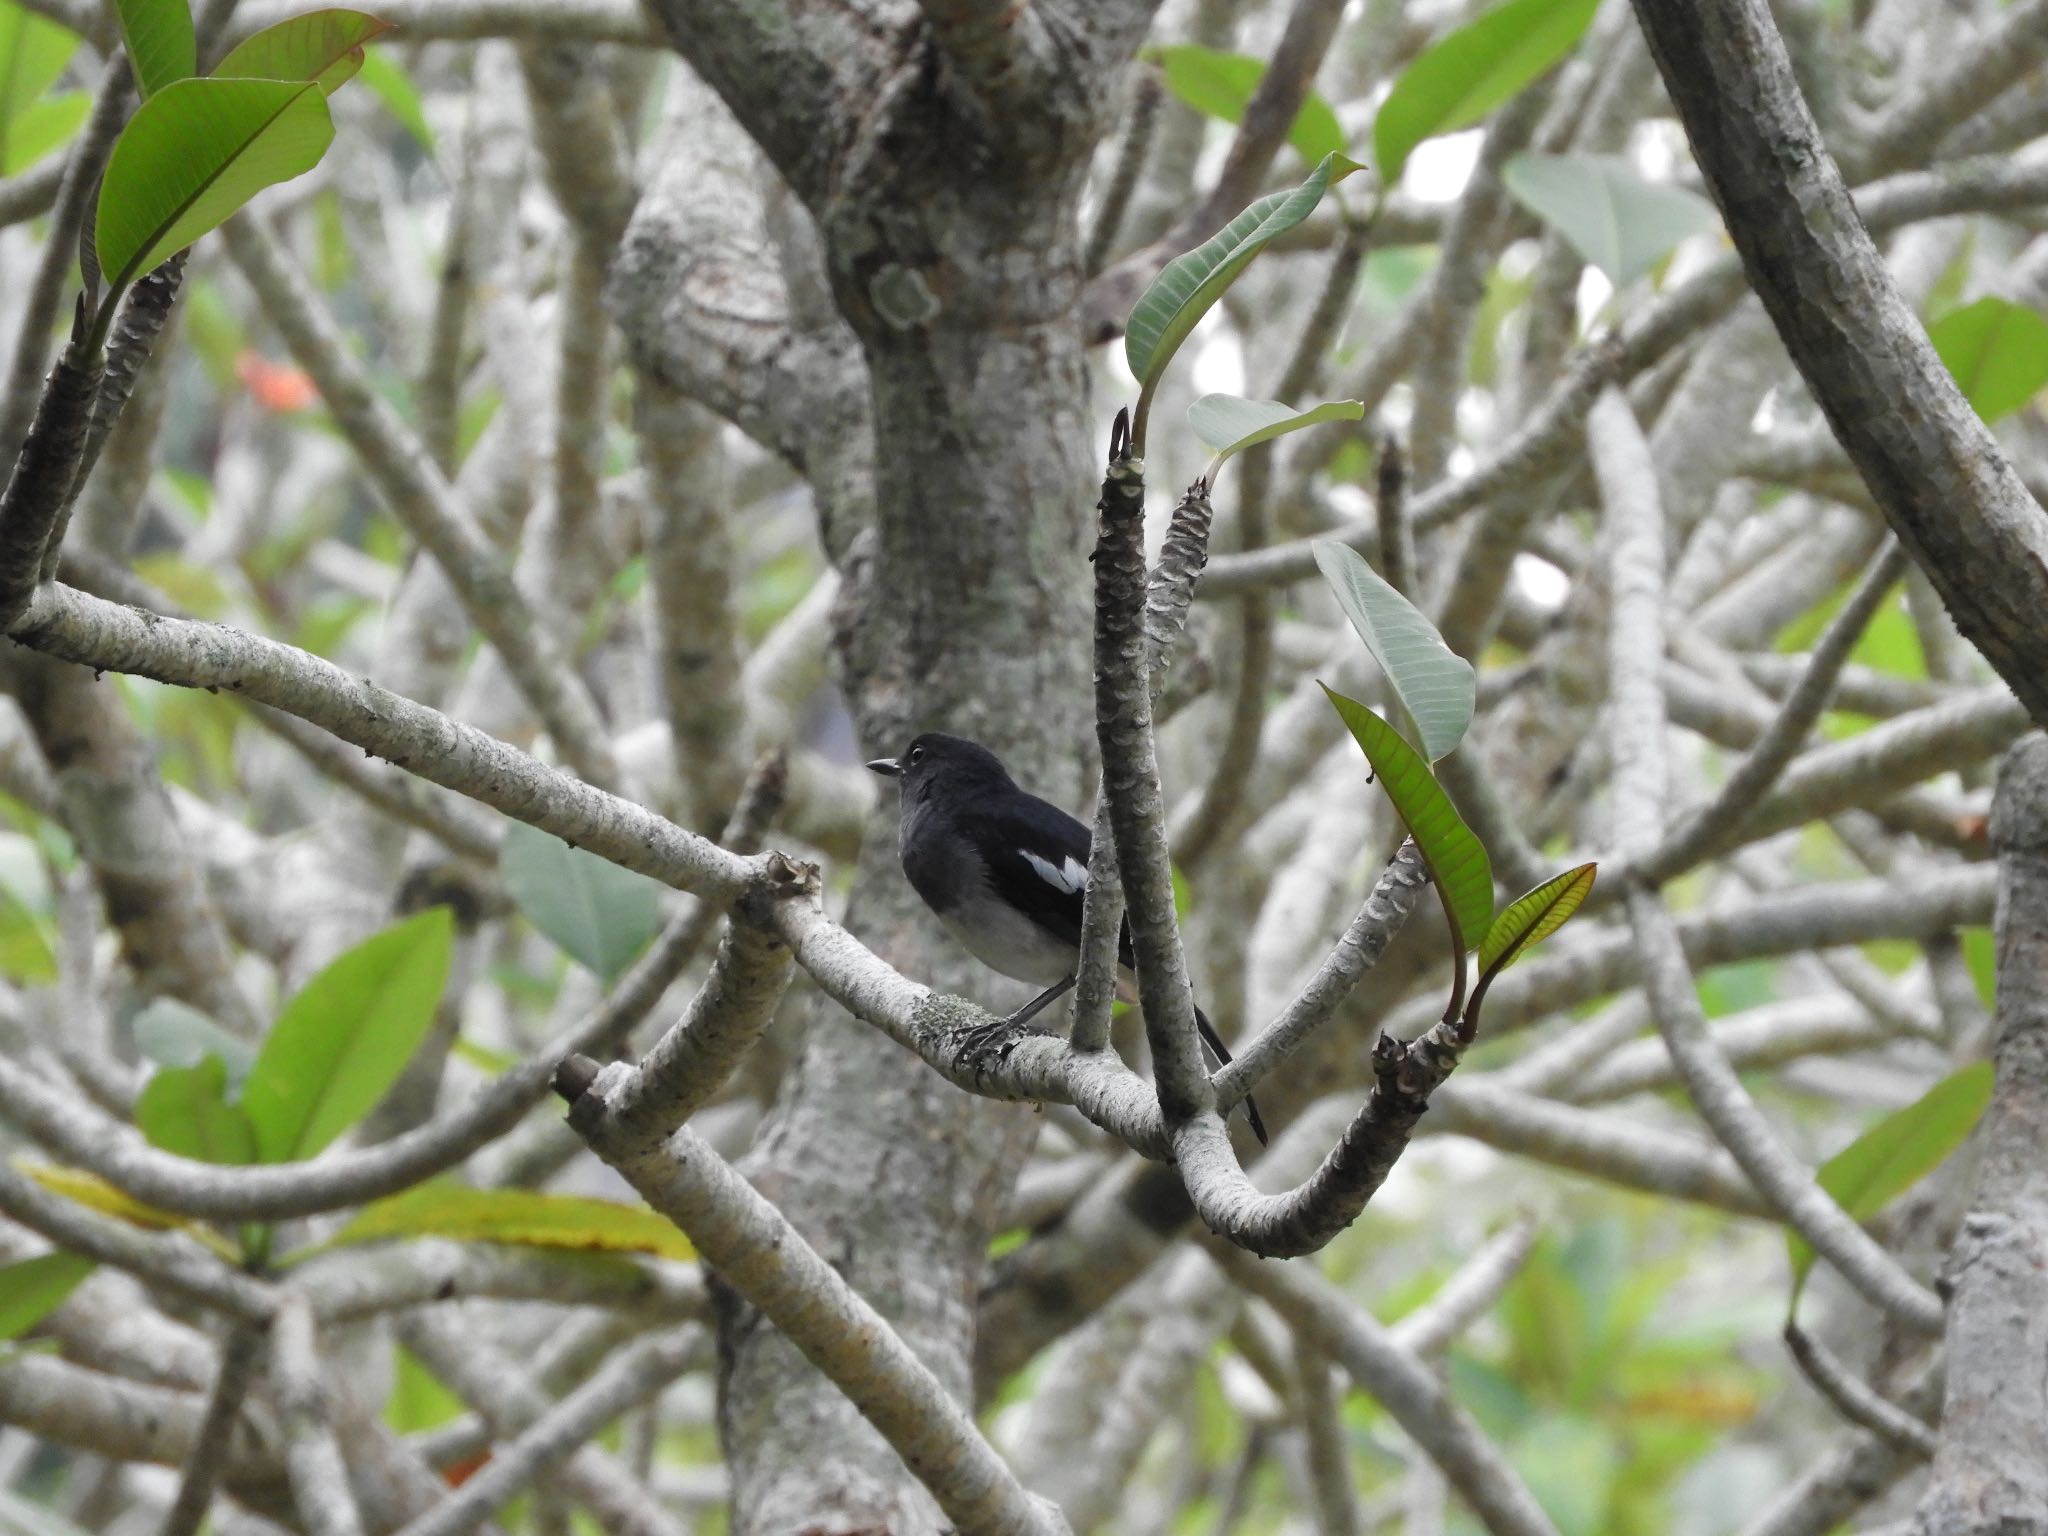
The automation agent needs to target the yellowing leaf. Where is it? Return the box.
[322,1183,694,1262]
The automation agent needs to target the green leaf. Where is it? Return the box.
[1929,296,2048,424]
[1372,0,1600,184]
[356,44,431,152]
[321,1183,695,1262]
[135,1054,257,1165]
[1787,1061,1994,1304]
[0,1252,92,1340]
[384,1345,464,1434]
[213,9,391,96]
[500,821,662,982]
[111,0,194,97]
[1501,153,1721,286]
[1149,45,1346,164]
[1125,150,1362,390]
[1960,927,1995,1009]
[0,0,79,169]
[1312,540,1476,762]
[0,89,85,175]
[1187,394,1364,470]
[1477,863,1596,976]
[241,907,452,1164]
[95,75,335,295]
[1322,685,1493,951]
[132,996,255,1088]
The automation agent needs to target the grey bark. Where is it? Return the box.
[623,3,1153,1526]
[1627,0,2048,730]
[1914,733,2048,1536]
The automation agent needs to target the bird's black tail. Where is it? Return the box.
[1194,1005,1269,1146]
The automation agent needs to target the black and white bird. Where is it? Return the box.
[867,731,1267,1145]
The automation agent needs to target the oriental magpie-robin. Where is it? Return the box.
[867,732,1267,1145]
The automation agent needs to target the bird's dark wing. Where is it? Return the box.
[960,792,1095,950]
[967,791,1271,1146]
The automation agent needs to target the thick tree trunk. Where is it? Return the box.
[1915,733,2048,1536]
[626,7,1145,1526]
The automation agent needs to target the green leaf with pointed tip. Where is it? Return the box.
[1188,394,1364,468]
[0,1252,93,1340]
[1929,296,2048,424]
[96,74,333,296]
[241,907,452,1164]
[1313,540,1475,763]
[1501,153,1721,286]
[1478,863,1596,977]
[314,1183,695,1262]
[95,75,334,295]
[1126,150,1362,389]
[1323,685,1493,951]
[1149,45,1346,164]
[500,821,662,982]
[213,9,391,96]
[1373,0,1599,184]
[1787,1061,1993,1307]
[111,0,193,97]
[135,1054,258,1166]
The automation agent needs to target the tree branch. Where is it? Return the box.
[1629,0,2048,731]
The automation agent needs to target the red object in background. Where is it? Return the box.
[235,350,319,413]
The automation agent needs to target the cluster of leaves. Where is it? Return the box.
[6,827,689,1340]
[82,1,389,345]
[1124,146,1597,1034]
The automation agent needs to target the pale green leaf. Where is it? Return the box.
[111,0,194,97]
[1187,394,1363,468]
[241,907,452,1164]
[95,75,334,294]
[0,1252,92,1340]
[1323,686,1493,951]
[1929,295,2048,424]
[213,9,391,96]
[501,821,662,982]
[1126,150,1362,389]
[1373,0,1599,184]
[356,44,431,151]
[1313,540,1475,763]
[1788,1062,1994,1304]
[1501,152,1721,285]
[0,89,84,175]
[1150,44,1345,164]
[132,996,255,1088]
[0,0,79,163]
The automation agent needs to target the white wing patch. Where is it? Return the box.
[1022,850,1089,894]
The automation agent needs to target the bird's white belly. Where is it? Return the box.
[938,889,1077,986]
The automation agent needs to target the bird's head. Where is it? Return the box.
[866,732,1015,805]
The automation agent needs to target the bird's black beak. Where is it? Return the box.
[866,757,901,778]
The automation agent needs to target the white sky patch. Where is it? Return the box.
[1326,481,1372,518]
[1513,551,1570,612]
[1751,386,1781,435]
[1576,266,1615,331]
[1189,323,1246,398]
[1404,127,1484,204]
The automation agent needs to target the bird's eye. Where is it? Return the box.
[908,746,925,765]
